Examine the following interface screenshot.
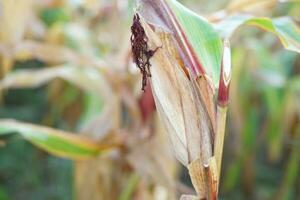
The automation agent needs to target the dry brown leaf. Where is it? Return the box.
[0,66,120,140]
[227,0,276,14]
[127,125,176,198]
[0,0,33,43]
[0,41,107,70]
[75,156,127,200]
[187,158,207,199]
[141,18,214,167]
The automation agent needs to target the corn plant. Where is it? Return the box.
[0,0,300,199]
[132,0,300,199]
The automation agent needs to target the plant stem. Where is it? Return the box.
[119,173,140,200]
[214,106,228,182]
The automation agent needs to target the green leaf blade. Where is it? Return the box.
[215,15,300,53]
[0,120,113,160]
[167,0,223,85]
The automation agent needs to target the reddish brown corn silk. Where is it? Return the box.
[130,14,159,91]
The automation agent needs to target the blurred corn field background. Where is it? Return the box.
[0,0,299,200]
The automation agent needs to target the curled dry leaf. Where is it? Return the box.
[142,20,214,166]
[0,41,106,67]
[0,65,119,140]
[0,65,113,104]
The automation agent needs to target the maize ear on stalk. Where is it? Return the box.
[131,0,232,199]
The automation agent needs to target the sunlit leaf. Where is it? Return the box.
[0,119,115,159]
[214,15,300,52]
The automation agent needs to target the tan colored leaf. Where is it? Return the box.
[0,65,118,140]
[141,18,214,167]
[0,0,32,43]
[0,41,106,68]
[0,65,113,99]
[127,124,176,191]
[187,158,207,199]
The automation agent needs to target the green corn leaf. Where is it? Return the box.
[137,0,223,86]
[214,14,300,53]
[167,0,223,85]
[0,119,115,159]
